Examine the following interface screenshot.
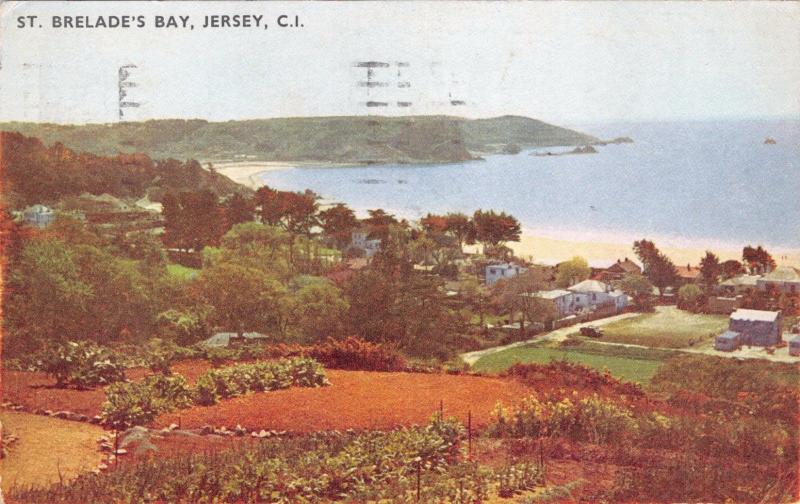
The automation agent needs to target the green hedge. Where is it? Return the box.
[102,375,193,429]
[102,358,329,427]
[194,357,328,405]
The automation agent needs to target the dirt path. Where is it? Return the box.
[0,411,104,493]
[460,311,641,365]
[155,369,534,432]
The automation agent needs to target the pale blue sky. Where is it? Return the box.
[1,1,798,124]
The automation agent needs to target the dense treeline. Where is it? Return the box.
[0,131,245,206]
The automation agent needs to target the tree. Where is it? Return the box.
[281,190,319,237]
[633,239,677,296]
[253,186,285,226]
[197,262,288,338]
[720,260,744,279]
[116,231,167,269]
[216,222,291,279]
[444,212,475,251]
[6,238,158,353]
[5,239,92,353]
[162,190,225,251]
[678,284,703,312]
[473,210,521,251]
[71,244,154,343]
[618,273,655,312]
[344,230,464,359]
[44,214,101,246]
[319,203,358,249]
[363,208,398,241]
[492,269,553,335]
[460,277,489,327]
[420,213,448,234]
[156,307,212,346]
[289,277,350,342]
[555,256,591,288]
[224,193,254,228]
[742,245,776,274]
[699,251,721,292]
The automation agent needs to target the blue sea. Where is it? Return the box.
[259,119,800,250]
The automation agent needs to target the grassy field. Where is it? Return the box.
[472,341,667,383]
[592,307,728,349]
[166,263,199,281]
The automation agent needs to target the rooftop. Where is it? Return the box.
[676,265,701,279]
[487,263,526,271]
[717,330,741,341]
[529,289,572,300]
[568,279,607,293]
[202,332,269,347]
[720,275,761,287]
[24,204,54,214]
[730,309,780,323]
[761,265,800,282]
[607,258,641,273]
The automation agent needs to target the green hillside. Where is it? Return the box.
[0,115,598,165]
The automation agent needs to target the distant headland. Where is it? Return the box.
[0,115,615,166]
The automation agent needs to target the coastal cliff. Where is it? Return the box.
[1,115,599,165]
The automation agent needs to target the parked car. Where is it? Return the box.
[580,326,604,338]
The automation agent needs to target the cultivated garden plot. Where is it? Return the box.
[155,369,535,432]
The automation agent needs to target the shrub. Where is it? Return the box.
[490,393,637,446]
[505,361,643,398]
[262,337,408,372]
[677,284,703,312]
[102,375,193,429]
[40,341,126,389]
[193,357,328,406]
[574,395,637,445]
[9,416,519,504]
[193,374,220,406]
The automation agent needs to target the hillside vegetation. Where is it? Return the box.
[0,131,247,206]
[1,115,598,165]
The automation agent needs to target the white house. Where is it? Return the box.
[22,204,55,228]
[528,289,573,317]
[485,263,527,286]
[529,279,628,318]
[568,279,629,313]
[351,229,381,258]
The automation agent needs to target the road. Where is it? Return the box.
[461,306,800,366]
[460,311,640,365]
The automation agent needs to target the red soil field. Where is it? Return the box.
[1,360,215,416]
[156,369,534,432]
[4,361,534,432]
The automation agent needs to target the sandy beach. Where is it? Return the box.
[212,161,300,189]
[213,161,356,189]
[506,233,800,269]
[213,162,800,270]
